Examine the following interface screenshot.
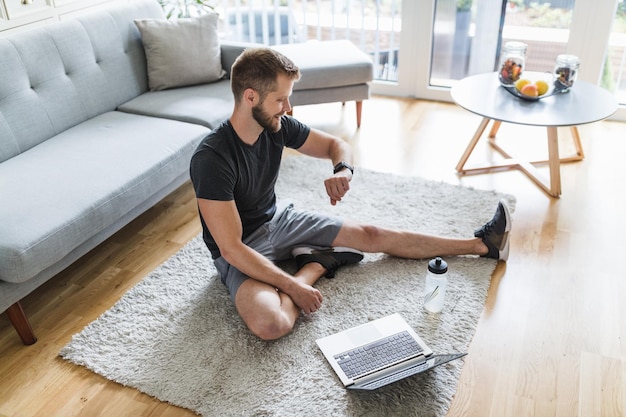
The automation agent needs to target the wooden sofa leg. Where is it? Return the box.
[356,101,363,128]
[6,302,37,345]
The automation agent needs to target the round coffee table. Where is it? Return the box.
[451,71,617,197]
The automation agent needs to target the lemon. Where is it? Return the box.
[535,80,549,96]
[515,78,531,92]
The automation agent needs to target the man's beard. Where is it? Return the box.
[252,104,282,133]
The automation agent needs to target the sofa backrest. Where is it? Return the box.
[0,0,164,163]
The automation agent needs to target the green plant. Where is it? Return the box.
[527,2,572,28]
[457,0,472,11]
[158,0,214,19]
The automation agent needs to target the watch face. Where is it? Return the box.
[334,162,353,174]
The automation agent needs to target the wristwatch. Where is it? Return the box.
[333,161,354,175]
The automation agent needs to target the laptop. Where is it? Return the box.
[316,313,466,390]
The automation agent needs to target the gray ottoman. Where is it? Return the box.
[272,40,374,127]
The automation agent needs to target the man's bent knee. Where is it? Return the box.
[234,285,295,340]
[246,311,294,340]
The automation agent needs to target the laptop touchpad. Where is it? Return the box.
[347,325,383,346]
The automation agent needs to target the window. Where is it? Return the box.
[208,0,624,118]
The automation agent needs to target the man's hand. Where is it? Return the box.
[287,280,324,314]
[324,171,352,205]
[295,127,354,206]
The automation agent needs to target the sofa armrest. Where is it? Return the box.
[220,41,262,76]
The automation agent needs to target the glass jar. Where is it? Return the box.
[499,41,527,86]
[554,54,580,91]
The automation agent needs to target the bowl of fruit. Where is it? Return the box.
[502,78,567,101]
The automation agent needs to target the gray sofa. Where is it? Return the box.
[0,0,243,345]
[0,0,373,346]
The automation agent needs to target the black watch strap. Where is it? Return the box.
[333,161,354,175]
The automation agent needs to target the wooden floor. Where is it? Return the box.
[1,96,625,417]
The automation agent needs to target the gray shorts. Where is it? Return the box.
[213,201,343,301]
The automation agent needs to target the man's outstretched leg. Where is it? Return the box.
[329,199,512,261]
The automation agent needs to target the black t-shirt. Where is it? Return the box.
[189,116,310,258]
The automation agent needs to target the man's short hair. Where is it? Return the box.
[230,48,301,103]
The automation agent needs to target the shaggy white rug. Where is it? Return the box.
[60,156,515,417]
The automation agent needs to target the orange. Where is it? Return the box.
[520,83,539,97]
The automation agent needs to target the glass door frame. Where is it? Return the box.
[370,0,625,121]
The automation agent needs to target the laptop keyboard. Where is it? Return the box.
[334,330,424,379]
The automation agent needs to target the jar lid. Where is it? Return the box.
[504,41,527,50]
[428,257,448,274]
[556,54,580,65]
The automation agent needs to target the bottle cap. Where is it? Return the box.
[428,257,448,274]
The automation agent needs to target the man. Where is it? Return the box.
[190,47,511,341]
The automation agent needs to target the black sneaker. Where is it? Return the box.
[292,247,364,278]
[474,199,512,261]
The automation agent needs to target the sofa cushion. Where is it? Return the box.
[271,40,374,91]
[135,13,226,91]
[0,111,209,284]
[289,84,371,107]
[118,80,233,129]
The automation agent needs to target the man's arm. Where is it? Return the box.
[197,198,323,313]
[296,128,354,205]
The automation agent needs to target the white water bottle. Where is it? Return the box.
[423,257,448,313]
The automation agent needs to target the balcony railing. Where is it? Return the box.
[211,0,402,82]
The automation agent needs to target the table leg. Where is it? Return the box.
[546,126,562,196]
[488,120,502,138]
[571,126,585,159]
[456,117,491,172]
[512,127,562,197]
[456,121,576,197]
